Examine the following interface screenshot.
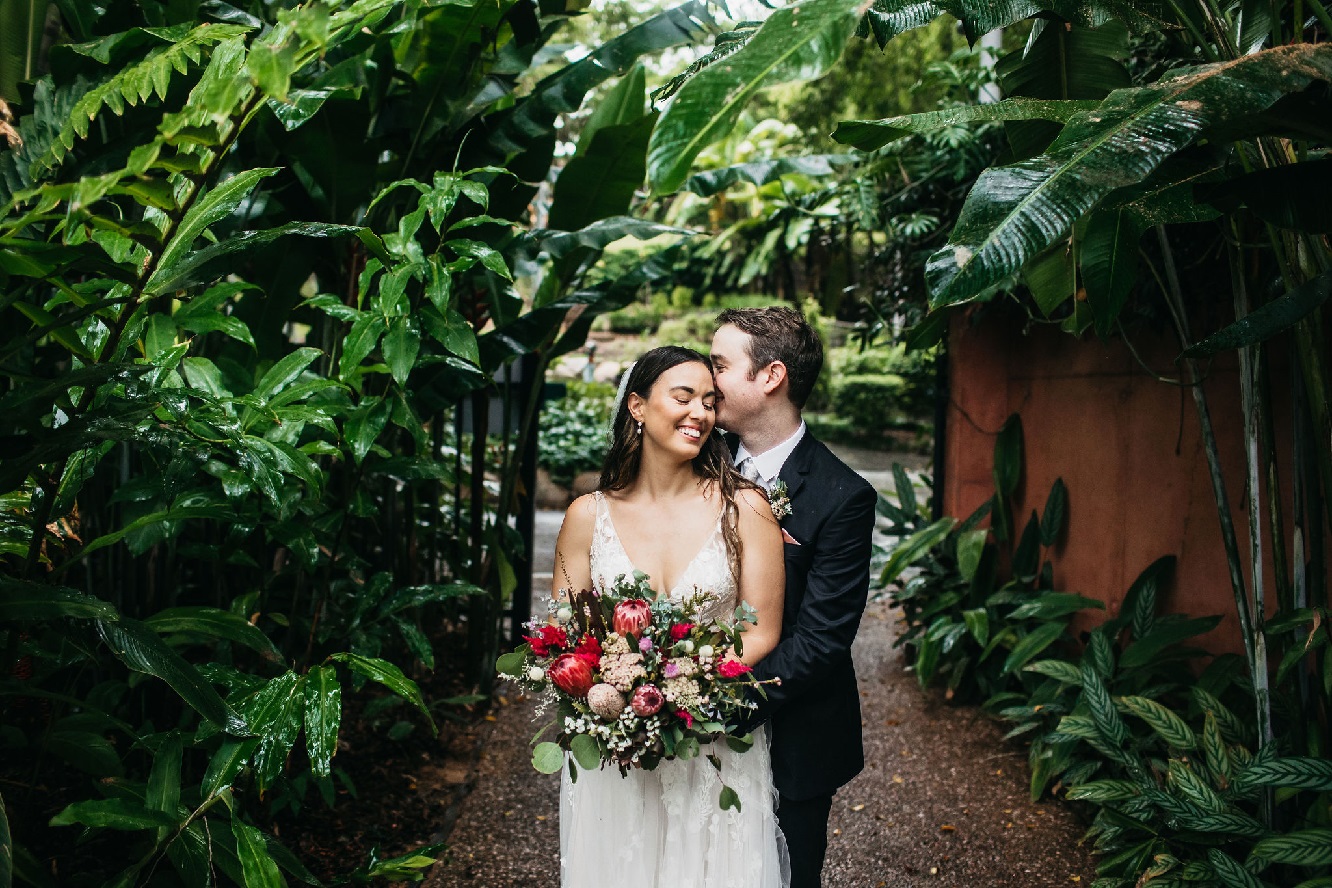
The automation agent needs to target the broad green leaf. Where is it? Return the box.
[253,347,321,401]
[579,64,648,148]
[532,742,564,774]
[145,607,281,659]
[925,44,1332,309]
[648,0,868,194]
[383,316,421,386]
[151,168,280,286]
[955,528,988,583]
[230,817,283,888]
[1120,614,1221,670]
[719,784,741,812]
[303,665,341,779]
[549,114,657,232]
[569,733,600,771]
[1001,621,1066,675]
[239,672,305,790]
[891,464,917,519]
[1008,592,1102,620]
[0,579,118,621]
[146,735,184,839]
[80,504,235,558]
[362,843,444,880]
[684,155,852,196]
[1039,478,1067,546]
[496,648,530,678]
[345,395,391,465]
[1081,207,1146,337]
[834,98,1099,150]
[331,653,434,730]
[1183,268,1332,358]
[203,738,260,798]
[993,414,1022,498]
[962,607,989,647]
[49,798,177,830]
[879,517,955,584]
[98,619,246,734]
[167,822,212,886]
[339,313,388,380]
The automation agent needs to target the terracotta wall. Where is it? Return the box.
[941,311,1300,657]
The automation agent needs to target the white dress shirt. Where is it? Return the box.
[734,422,806,490]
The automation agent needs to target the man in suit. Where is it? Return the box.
[711,306,877,888]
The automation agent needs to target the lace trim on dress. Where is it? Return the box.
[590,491,737,622]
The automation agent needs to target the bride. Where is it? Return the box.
[551,346,790,887]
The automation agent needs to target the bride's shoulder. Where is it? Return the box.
[732,486,777,527]
[558,493,598,546]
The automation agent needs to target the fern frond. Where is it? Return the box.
[34,24,252,176]
[651,23,762,104]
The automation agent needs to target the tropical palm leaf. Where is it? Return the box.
[647,0,870,195]
[925,43,1332,309]
[834,98,1098,150]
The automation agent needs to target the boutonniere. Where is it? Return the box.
[766,480,793,521]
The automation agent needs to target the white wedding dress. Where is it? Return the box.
[559,492,790,888]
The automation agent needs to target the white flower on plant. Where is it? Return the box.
[527,666,545,682]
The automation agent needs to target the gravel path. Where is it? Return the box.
[426,452,1097,887]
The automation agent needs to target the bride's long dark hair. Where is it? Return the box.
[598,346,756,580]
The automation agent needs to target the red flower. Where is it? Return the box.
[613,599,653,637]
[548,654,595,698]
[523,625,568,658]
[718,659,751,679]
[669,623,694,642]
[573,633,602,667]
[673,708,694,729]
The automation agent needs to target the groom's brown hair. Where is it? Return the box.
[715,306,823,409]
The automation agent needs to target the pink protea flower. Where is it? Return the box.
[612,599,652,637]
[631,684,664,717]
[587,683,626,720]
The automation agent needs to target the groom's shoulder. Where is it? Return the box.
[800,433,875,498]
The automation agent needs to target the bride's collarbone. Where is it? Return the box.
[602,494,722,594]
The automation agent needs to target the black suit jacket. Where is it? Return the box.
[736,431,877,801]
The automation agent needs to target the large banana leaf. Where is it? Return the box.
[834,98,1098,150]
[857,0,949,48]
[943,0,1172,40]
[684,154,854,196]
[486,0,718,162]
[647,0,869,195]
[925,43,1332,309]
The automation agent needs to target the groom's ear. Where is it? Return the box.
[760,361,788,395]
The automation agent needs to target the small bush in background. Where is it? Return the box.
[538,381,616,487]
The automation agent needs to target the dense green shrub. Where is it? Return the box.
[830,373,906,427]
[538,381,616,487]
[604,302,665,334]
[830,341,938,417]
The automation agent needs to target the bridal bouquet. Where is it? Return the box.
[496,571,776,810]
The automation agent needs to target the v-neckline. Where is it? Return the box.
[599,493,723,598]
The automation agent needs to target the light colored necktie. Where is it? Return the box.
[737,456,763,486]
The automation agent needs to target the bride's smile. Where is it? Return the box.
[629,361,717,458]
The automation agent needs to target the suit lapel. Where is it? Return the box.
[777,431,818,501]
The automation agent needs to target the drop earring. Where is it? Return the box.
[636,420,643,434]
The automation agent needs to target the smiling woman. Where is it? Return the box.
[543,343,789,886]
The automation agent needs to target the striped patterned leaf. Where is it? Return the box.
[1192,687,1249,745]
[1119,695,1197,751]
[1082,661,1128,748]
[1086,629,1115,678]
[1207,849,1267,888]
[1065,779,1140,802]
[1238,757,1332,792]
[1025,658,1083,685]
[1176,812,1269,839]
[1202,711,1232,786]
[1168,760,1226,814]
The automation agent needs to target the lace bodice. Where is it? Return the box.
[589,491,738,624]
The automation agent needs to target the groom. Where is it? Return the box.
[711,307,877,888]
